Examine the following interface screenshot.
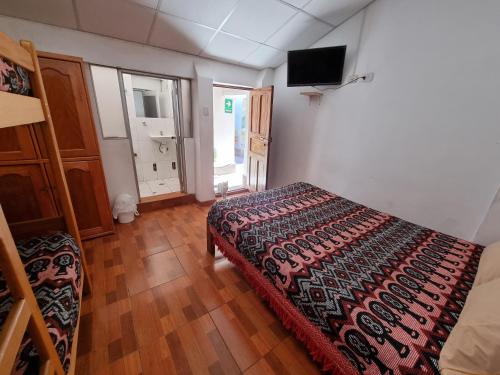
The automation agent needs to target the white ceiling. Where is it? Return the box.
[0,0,372,69]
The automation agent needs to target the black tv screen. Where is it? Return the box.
[287,46,346,87]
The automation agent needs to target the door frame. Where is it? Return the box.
[248,86,274,192]
[212,83,253,193]
[118,69,188,200]
[213,83,253,91]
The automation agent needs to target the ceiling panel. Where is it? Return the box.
[149,12,216,55]
[0,0,78,29]
[222,0,297,43]
[202,32,260,65]
[129,0,159,9]
[75,0,156,43]
[266,12,331,51]
[242,45,286,69]
[280,0,311,8]
[0,0,373,69]
[158,0,238,29]
[304,0,371,26]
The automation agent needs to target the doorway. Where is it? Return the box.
[213,85,250,193]
[121,72,184,199]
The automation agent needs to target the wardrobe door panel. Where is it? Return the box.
[38,56,99,158]
[0,126,37,161]
[0,164,56,222]
[63,160,113,239]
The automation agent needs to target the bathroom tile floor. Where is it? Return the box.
[139,178,180,198]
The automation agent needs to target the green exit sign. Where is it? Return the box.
[224,98,233,113]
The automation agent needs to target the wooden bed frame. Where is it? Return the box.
[0,32,90,375]
[207,221,216,256]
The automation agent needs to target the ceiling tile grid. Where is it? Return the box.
[158,0,240,29]
[0,0,373,69]
[149,12,216,55]
[266,11,332,52]
[242,44,287,69]
[279,0,312,9]
[303,0,372,26]
[75,0,157,44]
[222,0,297,44]
[0,0,78,29]
[202,31,261,63]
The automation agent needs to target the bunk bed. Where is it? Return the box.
[0,32,91,375]
[207,182,484,374]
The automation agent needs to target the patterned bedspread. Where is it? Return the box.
[0,56,31,95]
[0,232,82,374]
[208,182,483,374]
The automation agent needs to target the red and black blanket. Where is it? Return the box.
[0,232,81,374]
[207,182,483,374]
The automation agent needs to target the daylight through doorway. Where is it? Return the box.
[213,86,250,193]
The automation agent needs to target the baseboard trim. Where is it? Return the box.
[138,193,196,213]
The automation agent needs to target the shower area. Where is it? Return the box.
[122,73,182,198]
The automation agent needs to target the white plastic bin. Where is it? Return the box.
[112,194,139,224]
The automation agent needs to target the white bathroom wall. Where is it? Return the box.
[1,15,261,203]
[130,119,178,182]
[269,0,500,241]
[123,74,179,186]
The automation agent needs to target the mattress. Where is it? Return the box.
[208,182,483,374]
[0,232,82,374]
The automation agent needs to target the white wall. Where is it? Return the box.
[0,15,261,203]
[90,65,127,138]
[474,187,500,245]
[269,0,500,243]
[213,88,236,167]
[257,68,275,88]
[192,67,215,202]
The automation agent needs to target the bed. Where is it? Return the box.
[0,233,82,374]
[0,32,89,375]
[207,182,483,374]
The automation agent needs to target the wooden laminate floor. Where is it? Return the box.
[76,203,322,375]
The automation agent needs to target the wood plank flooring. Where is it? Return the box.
[76,203,322,375]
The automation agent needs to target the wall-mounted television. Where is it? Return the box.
[287,45,346,87]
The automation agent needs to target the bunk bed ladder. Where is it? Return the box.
[0,207,66,375]
[0,32,90,375]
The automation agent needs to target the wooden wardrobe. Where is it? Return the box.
[0,52,113,240]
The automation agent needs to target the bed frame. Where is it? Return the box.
[0,32,90,375]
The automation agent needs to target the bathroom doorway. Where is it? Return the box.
[213,85,250,193]
[121,72,184,199]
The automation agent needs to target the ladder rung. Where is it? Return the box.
[0,299,31,371]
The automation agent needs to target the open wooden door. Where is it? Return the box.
[248,86,273,192]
